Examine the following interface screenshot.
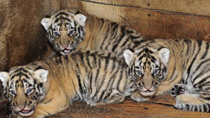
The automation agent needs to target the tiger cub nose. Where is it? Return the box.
[144,86,152,90]
[62,45,68,49]
[18,105,25,110]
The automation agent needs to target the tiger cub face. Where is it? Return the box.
[124,48,170,97]
[41,10,87,55]
[0,67,48,117]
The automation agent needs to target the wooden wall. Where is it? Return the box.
[0,0,49,71]
[64,0,210,40]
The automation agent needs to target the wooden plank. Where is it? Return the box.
[60,0,82,11]
[66,0,82,9]
[51,94,210,118]
[81,1,124,23]
[50,0,61,14]
[5,0,52,68]
[1,93,210,118]
[60,0,67,10]
[80,1,210,40]
[83,0,210,16]
[0,0,10,71]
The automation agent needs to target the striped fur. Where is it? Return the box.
[124,38,210,113]
[41,9,144,60]
[0,52,139,117]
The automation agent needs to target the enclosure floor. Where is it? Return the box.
[1,94,210,118]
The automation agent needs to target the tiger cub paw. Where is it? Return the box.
[173,103,183,110]
[170,84,185,97]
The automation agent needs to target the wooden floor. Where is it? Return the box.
[0,94,210,118]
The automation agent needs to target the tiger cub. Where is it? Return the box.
[41,9,144,59]
[123,38,210,113]
[0,51,139,118]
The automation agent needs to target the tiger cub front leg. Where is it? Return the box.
[170,84,210,111]
[87,89,125,106]
[25,103,69,118]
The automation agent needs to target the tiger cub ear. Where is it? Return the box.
[41,18,52,31]
[74,14,87,27]
[124,49,136,66]
[34,69,49,83]
[158,48,170,66]
[0,72,9,88]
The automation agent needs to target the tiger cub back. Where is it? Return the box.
[0,51,140,118]
[41,9,144,60]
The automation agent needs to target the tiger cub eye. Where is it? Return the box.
[153,69,159,75]
[136,70,143,76]
[54,32,60,37]
[26,88,34,95]
[9,90,16,96]
[68,29,75,36]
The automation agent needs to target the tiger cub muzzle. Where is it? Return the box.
[10,87,38,117]
[130,65,160,97]
[55,30,76,55]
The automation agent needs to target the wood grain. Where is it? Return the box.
[51,94,210,118]
[79,0,210,40]
[83,0,210,16]
[2,94,209,118]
